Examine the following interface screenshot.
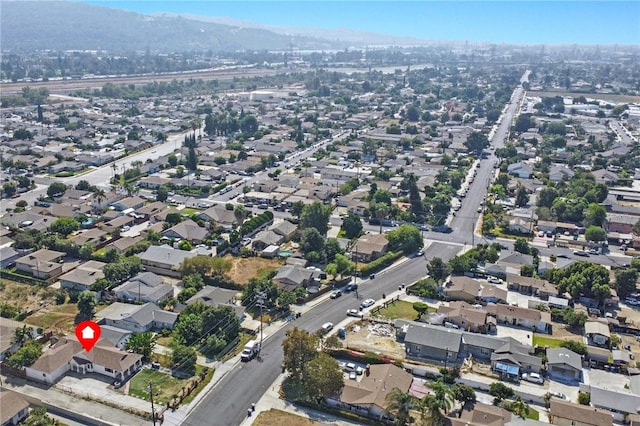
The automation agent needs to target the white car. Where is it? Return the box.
[487,276,502,284]
[522,372,544,384]
[346,309,364,318]
[321,322,334,332]
[360,299,375,309]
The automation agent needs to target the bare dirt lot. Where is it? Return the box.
[253,409,321,426]
[223,255,283,285]
[0,279,58,314]
[343,320,406,359]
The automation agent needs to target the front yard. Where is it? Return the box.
[223,255,283,285]
[129,369,188,405]
[253,408,318,426]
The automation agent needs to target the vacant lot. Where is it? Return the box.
[373,300,421,321]
[224,255,283,285]
[26,303,80,334]
[343,321,405,359]
[0,279,57,313]
[253,409,319,426]
[129,369,186,405]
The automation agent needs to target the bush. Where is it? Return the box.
[560,340,587,356]
[359,251,403,276]
[578,392,590,405]
[409,277,441,299]
[327,349,397,366]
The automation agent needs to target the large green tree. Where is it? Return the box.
[47,181,67,198]
[385,224,423,254]
[172,344,197,376]
[50,217,79,236]
[585,225,606,242]
[282,327,318,383]
[77,291,96,319]
[303,353,344,402]
[427,257,450,282]
[341,213,363,239]
[300,201,332,235]
[616,268,639,297]
[583,203,607,228]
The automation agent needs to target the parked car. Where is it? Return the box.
[550,391,566,400]
[360,299,375,309]
[347,309,364,318]
[522,372,544,384]
[487,276,502,284]
[573,250,589,257]
[345,283,358,292]
[321,322,334,333]
[330,290,342,299]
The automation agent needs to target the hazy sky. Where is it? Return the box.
[80,1,639,45]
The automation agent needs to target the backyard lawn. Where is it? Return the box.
[532,335,564,348]
[373,300,422,321]
[129,369,187,405]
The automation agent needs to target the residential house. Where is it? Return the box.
[181,286,244,320]
[585,321,610,347]
[396,320,461,363]
[443,277,508,304]
[98,325,132,350]
[199,205,237,230]
[506,217,533,235]
[549,399,612,426]
[15,249,65,279]
[506,274,558,298]
[0,318,39,361]
[507,162,533,179]
[486,303,551,333]
[460,333,508,362]
[137,244,198,277]
[589,385,640,422]
[350,234,389,263]
[102,215,135,234]
[326,363,413,420]
[135,201,170,223]
[112,272,173,304]
[59,260,106,291]
[606,213,637,234]
[437,301,494,334]
[162,219,209,243]
[272,266,316,290]
[450,402,512,426]
[0,247,20,268]
[138,175,171,189]
[1,211,53,232]
[70,227,109,247]
[491,339,542,379]
[549,165,575,182]
[586,346,611,368]
[105,235,144,254]
[95,302,178,332]
[546,347,583,382]
[592,169,619,186]
[25,336,143,385]
[111,196,145,211]
[0,390,30,426]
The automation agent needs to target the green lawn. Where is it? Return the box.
[179,208,198,216]
[373,300,422,321]
[129,369,187,405]
[532,335,564,348]
[525,408,540,421]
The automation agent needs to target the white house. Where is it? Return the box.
[25,336,142,385]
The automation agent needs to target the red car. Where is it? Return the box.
[11,193,20,198]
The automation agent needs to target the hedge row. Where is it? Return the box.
[212,182,229,193]
[241,211,273,236]
[359,251,403,276]
[328,349,400,366]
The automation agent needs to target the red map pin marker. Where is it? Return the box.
[76,321,101,352]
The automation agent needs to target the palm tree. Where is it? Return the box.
[384,389,416,426]
[429,379,454,414]
[373,203,390,234]
[419,394,447,426]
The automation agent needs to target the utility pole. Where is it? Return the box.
[255,291,267,357]
[147,382,156,426]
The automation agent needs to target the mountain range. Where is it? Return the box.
[1,1,428,53]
